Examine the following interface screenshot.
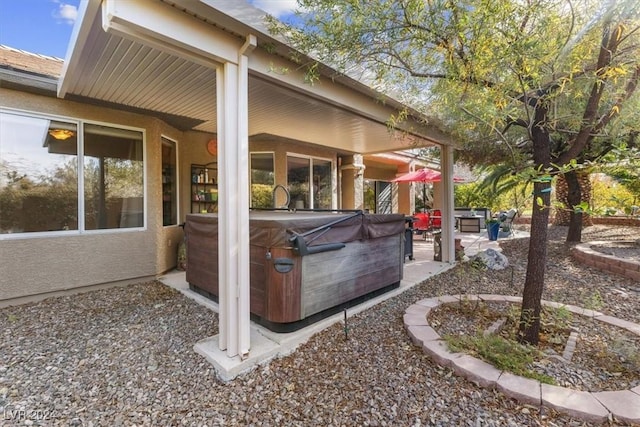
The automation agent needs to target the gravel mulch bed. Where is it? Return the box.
[590,240,640,262]
[429,299,640,392]
[1,225,639,426]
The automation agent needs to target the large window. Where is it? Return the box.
[250,152,274,208]
[0,110,144,235]
[287,155,333,209]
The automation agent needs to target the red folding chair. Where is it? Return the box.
[430,209,442,230]
[412,212,431,240]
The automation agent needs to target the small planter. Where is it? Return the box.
[487,222,500,241]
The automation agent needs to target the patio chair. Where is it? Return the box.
[499,208,518,235]
[430,209,442,230]
[412,212,432,241]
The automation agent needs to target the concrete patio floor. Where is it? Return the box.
[158,228,529,381]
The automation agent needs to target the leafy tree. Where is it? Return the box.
[472,164,533,214]
[268,0,640,345]
[599,140,640,207]
[591,174,637,214]
[454,181,504,212]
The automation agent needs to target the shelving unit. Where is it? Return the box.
[191,163,218,213]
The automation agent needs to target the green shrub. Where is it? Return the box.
[445,333,556,384]
[251,183,274,208]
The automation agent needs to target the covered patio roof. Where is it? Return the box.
[57,0,453,154]
[52,0,459,363]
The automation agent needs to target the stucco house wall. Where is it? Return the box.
[0,87,178,302]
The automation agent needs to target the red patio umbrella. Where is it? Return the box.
[392,168,465,213]
[391,168,465,183]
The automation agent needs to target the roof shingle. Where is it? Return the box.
[0,45,63,78]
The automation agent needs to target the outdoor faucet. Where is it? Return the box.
[272,184,290,209]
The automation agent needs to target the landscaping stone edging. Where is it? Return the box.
[572,241,640,282]
[403,294,640,425]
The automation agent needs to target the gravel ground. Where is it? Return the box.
[590,240,640,262]
[1,225,639,426]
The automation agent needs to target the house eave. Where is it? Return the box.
[56,0,453,152]
[0,67,59,96]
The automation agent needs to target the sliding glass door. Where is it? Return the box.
[287,155,333,209]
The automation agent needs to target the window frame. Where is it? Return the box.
[0,108,147,240]
[161,135,179,227]
[285,153,335,210]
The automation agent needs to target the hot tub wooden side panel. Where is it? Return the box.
[186,223,277,318]
[249,245,267,317]
[248,245,303,323]
[300,234,403,317]
[185,227,218,297]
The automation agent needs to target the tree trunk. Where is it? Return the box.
[554,171,593,243]
[518,105,551,346]
[518,179,551,345]
[565,170,583,243]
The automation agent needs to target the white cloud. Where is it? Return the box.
[52,2,78,25]
[250,0,298,18]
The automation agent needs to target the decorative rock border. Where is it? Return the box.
[572,241,640,281]
[403,295,640,425]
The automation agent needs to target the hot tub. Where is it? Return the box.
[185,211,405,332]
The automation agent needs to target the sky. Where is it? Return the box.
[0,0,80,58]
[0,0,298,59]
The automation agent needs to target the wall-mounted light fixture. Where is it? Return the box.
[48,129,75,140]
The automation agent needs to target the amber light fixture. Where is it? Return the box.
[49,129,75,140]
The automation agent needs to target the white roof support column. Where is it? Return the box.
[236,35,256,357]
[217,34,256,359]
[440,145,456,263]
